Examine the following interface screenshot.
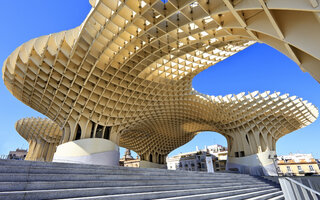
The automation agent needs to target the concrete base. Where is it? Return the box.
[53,138,119,166]
[227,151,277,176]
[139,160,167,169]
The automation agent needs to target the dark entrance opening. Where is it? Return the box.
[75,124,81,140]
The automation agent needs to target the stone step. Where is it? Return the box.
[0,160,176,174]
[54,185,278,200]
[245,191,284,200]
[0,165,249,178]
[210,188,282,200]
[157,188,281,200]
[0,183,271,200]
[0,159,172,172]
[0,177,267,192]
[0,159,110,167]
[0,172,263,182]
[266,194,285,200]
[0,160,284,199]
[0,159,252,177]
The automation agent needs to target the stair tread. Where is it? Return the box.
[0,166,252,178]
[0,179,262,184]
[0,174,230,180]
[54,185,277,200]
[244,191,284,200]
[0,160,284,200]
[266,194,284,200]
[211,188,281,200]
[0,160,249,177]
[0,180,266,193]
[0,171,247,178]
[0,174,262,183]
[155,188,279,200]
[0,160,210,173]
[0,179,265,186]
[0,183,270,194]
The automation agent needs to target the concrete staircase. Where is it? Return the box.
[0,159,284,200]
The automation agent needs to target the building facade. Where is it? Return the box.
[207,145,228,171]
[166,155,181,171]
[122,159,141,168]
[119,149,140,168]
[277,154,320,176]
[167,145,227,172]
[7,149,28,160]
[179,151,212,172]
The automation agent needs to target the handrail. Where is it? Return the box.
[284,177,320,196]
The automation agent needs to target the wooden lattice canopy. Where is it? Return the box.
[4,0,319,163]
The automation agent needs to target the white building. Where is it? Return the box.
[166,145,228,172]
[166,155,181,170]
[277,153,320,176]
[207,144,227,153]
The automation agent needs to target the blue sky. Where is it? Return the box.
[0,1,319,159]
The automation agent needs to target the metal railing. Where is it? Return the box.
[279,177,320,200]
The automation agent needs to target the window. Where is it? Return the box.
[276,167,281,173]
[309,165,315,172]
[297,166,302,171]
[287,166,292,172]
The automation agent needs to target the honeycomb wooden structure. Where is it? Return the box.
[3,0,320,164]
[15,118,62,161]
